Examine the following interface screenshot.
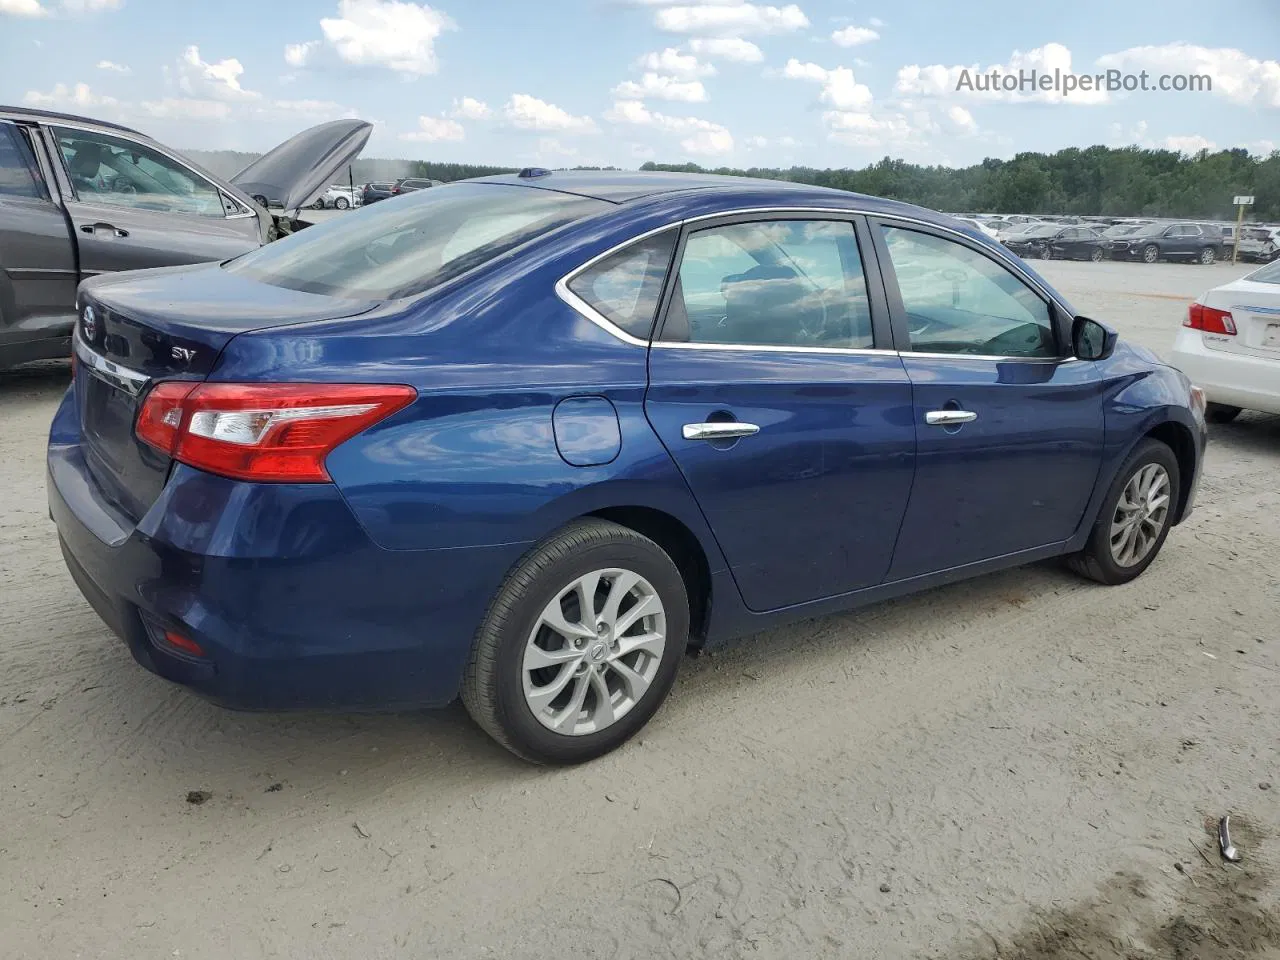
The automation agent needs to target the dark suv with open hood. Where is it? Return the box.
[1109,221,1223,265]
[0,106,370,368]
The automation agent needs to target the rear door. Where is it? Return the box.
[47,125,261,277]
[0,120,78,345]
[643,214,915,612]
[869,218,1105,579]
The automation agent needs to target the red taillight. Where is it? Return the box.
[163,630,205,657]
[1185,302,1237,335]
[135,382,416,483]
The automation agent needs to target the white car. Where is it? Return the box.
[314,185,359,210]
[952,216,1001,240]
[1237,226,1280,263]
[1172,259,1280,420]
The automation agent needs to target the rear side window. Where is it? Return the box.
[1250,260,1280,284]
[0,125,47,200]
[225,183,609,299]
[566,231,677,340]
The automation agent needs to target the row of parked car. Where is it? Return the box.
[947,212,1280,266]
[308,176,449,210]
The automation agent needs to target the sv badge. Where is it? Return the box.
[171,346,197,363]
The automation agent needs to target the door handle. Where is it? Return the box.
[80,222,129,238]
[682,421,761,441]
[925,410,978,426]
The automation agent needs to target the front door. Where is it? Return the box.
[644,215,915,612]
[870,220,1105,580]
[47,125,261,277]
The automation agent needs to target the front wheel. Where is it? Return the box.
[1039,245,1052,260]
[462,519,689,764]
[1199,246,1216,265]
[335,196,350,210]
[1067,439,1180,585]
[1142,244,1160,264]
[1090,247,1104,262]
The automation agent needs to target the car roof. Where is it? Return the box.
[465,169,958,227]
[0,104,143,136]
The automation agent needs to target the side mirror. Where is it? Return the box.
[1072,315,1117,361]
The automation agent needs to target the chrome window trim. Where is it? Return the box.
[47,120,246,222]
[554,223,681,348]
[74,336,149,397]
[555,204,1078,360]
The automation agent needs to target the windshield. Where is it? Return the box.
[225,183,609,299]
[1248,260,1280,283]
[1024,225,1061,238]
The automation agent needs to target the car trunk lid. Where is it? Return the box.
[75,263,377,521]
[1200,278,1280,361]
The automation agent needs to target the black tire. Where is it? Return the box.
[1090,247,1104,262]
[1142,244,1160,264]
[1067,438,1180,585]
[312,199,325,210]
[461,519,689,764]
[1039,245,1052,260]
[1205,402,1242,424]
[1199,246,1216,265]
[335,196,350,210]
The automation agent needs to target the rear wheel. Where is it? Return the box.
[1068,439,1180,585]
[1142,244,1160,264]
[1199,246,1216,265]
[462,519,689,764]
[1205,402,1242,423]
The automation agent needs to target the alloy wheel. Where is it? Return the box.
[1109,463,1171,567]
[1143,245,1159,263]
[522,568,667,736]
[1091,247,1103,262]
[1200,246,1215,265]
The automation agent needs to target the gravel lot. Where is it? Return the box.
[2,259,1278,959]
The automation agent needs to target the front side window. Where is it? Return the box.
[567,231,677,339]
[0,124,46,200]
[225,182,608,299]
[665,219,873,349]
[54,127,224,218]
[880,226,1056,358]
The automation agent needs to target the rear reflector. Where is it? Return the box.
[1185,302,1237,335]
[136,382,416,483]
[163,630,206,657]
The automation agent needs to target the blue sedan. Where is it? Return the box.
[48,171,1207,763]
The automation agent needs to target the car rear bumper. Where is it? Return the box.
[1171,328,1280,415]
[47,386,523,711]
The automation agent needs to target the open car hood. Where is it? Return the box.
[230,119,372,212]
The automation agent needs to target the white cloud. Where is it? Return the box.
[614,72,709,102]
[823,109,918,146]
[292,0,455,76]
[284,41,319,67]
[638,47,716,78]
[605,99,733,155]
[782,58,873,111]
[1162,134,1216,154]
[831,25,878,47]
[745,134,800,149]
[23,82,118,109]
[1109,120,1218,155]
[1,0,48,16]
[451,96,490,120]
[1,0,122,13]
[1096,44,1280,108]
[868,16,883,27]
[654,3,808,37]
[945,104,976,134]
[897,43,1108,105]
[689,36,763,62]
[504,93,597,133]
[400,114,465,141]
[175,46,261,102]
[96,60,130,73]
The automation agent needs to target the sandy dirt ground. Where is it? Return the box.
[2,259,1278,959]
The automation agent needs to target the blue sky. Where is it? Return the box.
[3,0,1277,168]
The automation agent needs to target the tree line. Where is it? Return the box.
[184,144,1279,221]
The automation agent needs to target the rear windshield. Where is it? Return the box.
[224,182,609,299]
[1249,260,1280,284]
